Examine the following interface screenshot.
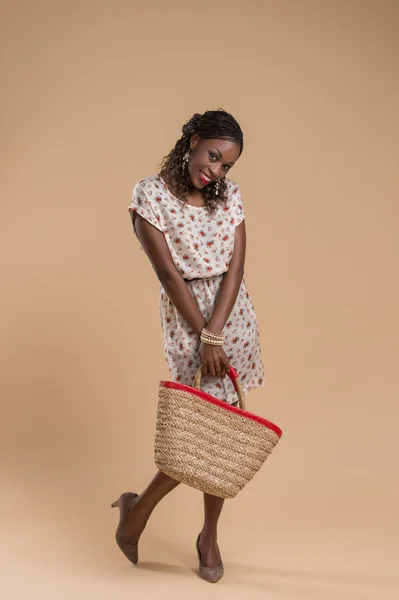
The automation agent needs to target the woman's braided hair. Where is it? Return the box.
[159,109,243,212]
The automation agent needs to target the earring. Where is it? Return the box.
[182,151,190,172]
[215,180,220,196]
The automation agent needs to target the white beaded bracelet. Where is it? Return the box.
[200,328,225,346]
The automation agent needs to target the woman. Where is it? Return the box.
[112,109,265,583]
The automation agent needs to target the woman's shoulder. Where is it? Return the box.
[225,178,243,206]
[224,178,245,222]
[133,174,165,195]
[225,177,242,197]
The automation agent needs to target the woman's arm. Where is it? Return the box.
[206,220,246,335]
[198,220,246,378]
[132,212,207,336]
[132,212,245,380]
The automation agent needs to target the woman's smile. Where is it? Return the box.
[199,170,213,184]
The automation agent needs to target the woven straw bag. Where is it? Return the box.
[155,365,282,499]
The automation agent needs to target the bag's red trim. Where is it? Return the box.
[159,380,282,437]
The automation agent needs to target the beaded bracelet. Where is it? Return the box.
[202,327,223,337]
[200,328,225,346]
[201,336,224,346]
[200,336,224,346]
[202,327,224,341]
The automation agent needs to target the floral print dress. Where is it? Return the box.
[128,174,265,405]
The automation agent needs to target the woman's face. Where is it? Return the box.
[187,135,241,190]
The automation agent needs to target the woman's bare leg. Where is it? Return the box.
[123,470,180,542]
[198,493,225,567]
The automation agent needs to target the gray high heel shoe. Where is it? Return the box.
[196,534,224,583]
[111,492,140,564]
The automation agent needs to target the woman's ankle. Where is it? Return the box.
[199,528,218,543]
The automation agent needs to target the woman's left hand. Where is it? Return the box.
[199,342,230,379]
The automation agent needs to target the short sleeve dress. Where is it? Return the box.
[128,174,265,405]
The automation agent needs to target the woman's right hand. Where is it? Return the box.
[199,342,230,380]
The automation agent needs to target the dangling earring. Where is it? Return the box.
[182,151,190,172]
[214,179,220,196]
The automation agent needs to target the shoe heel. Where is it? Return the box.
[196,534,224,583]
[111,492,140,565]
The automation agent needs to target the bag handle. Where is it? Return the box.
[193,365,246,410]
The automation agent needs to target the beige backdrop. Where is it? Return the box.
[1,1,398,599]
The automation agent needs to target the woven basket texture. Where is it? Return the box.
[155,385,280,499]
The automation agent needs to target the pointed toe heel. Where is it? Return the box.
[196,534,224,583]
[111,492,140,565]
